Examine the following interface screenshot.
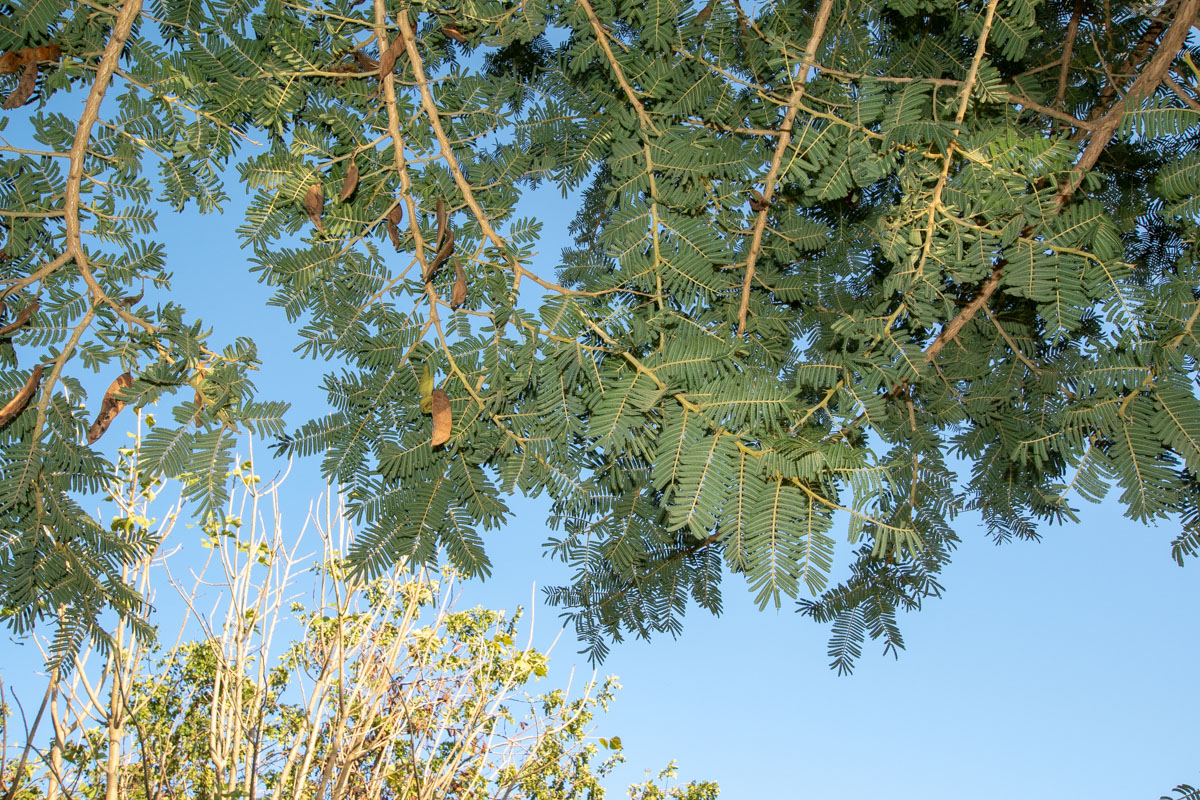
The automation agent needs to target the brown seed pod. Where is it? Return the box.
[748,189,769,213]
[386,203,404,248]
[304,183,324,232]
[3,62,37,110]
[426,225,454,282]
[435,197,448,249]
[378,29,407,78]
[87,372,133,444]
[450,261,466,308]
[0,299,37,337]
[441,24,467,43]
[430,388,451,447]
[0,364,42,428]
[0,44,61,75]
[339,159,359,203]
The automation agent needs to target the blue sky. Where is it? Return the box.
[154,176,1200,799]
[4,77,1199,800]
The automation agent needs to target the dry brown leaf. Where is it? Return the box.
[3,62,37,110]
[386,203,404,248]
[0,299,37,337]
[430,388,451,447]
[0,364,42,427]
[451,260,466,308]
[304,183,324,232]
[442,24,467,43]
[339,160,359,203]
[350,51,379,71]
[87,372,133,444]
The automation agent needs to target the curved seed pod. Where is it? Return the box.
[0,299,37,337]
[339,160,359,203]
[0,44,61,75]
[386,203,404,248]
[0,364,42,427]
[426,225,454,282]
[87,372,133,444]
[451,260,466,308]
[748,189,769,213]
[3,62,36,110]
[304,183,324,232]
[419,363,434,413]
[430,388,451,447]
[441,24,467,43]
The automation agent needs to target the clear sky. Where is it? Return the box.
[4,87,1199,800]
[152,177,1200,800]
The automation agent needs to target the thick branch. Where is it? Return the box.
[397,14,578,298]
[931,0,1197,359]
[1058,0,1200,203]
[735,0,834,336]
[372,4,428,271]
[577,0,660,135]
[63,0,155,332]
[924,267,1002,361]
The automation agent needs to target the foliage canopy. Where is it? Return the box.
[3,0,1200,668]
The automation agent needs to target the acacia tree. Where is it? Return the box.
[2,0,1200,668]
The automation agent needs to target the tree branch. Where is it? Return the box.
[397,14,580,299]
[735,0,834,336]
[1054,0,1084,111]
[577,0,660,135]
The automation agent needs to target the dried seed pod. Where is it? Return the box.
[386,203,404,248]
[748,189,769,213]
[3,62,36,110]
[450,260,466,309]
[0,364,42,427]
[435,197,448,249]
[430,388,451,447]
[304,183,324,232]
[339,159,359,203]
[0,299,37,337]
[425,225,454,282]
[0,44,61,75]
[419,363,434,413]
[441,24,466,43]
[378,29,407,77]
[87,372,133,444]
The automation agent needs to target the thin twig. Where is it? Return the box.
[1054,0,1084,110]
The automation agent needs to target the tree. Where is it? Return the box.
[0,437,719,799]
[2,0,1200,669]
